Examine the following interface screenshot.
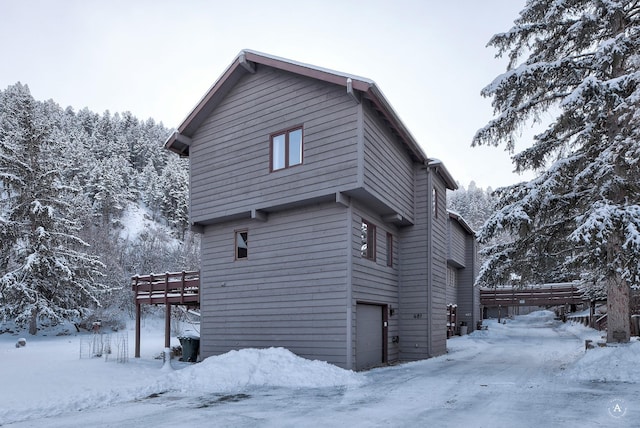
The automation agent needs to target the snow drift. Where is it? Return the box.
[167,347,363,392]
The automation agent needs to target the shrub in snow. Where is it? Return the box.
[78,309,126,332]
[15,338,27,348]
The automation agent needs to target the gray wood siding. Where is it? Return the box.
[446,266,458,305]
[199,201,350,367]
[189,67,359,223]
[181,59,462,368]
[472,238,480,329]
[448,220,467,268]
[362,105,414,222]
[398,165,429,361]
[457,234,479,332]
[430,175,449,356]
[350,202,399,365]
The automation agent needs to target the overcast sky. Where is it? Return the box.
[0,0,532,189]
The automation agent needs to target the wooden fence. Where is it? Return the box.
[480,283,584,307]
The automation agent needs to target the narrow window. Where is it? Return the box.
[386,232,393,267]
[447,266,456,289]
[270,126,303,171]
[288,128,303,166]
[272,134,286,171]
[433,188,438,219]
[235,230,248,260]
[360,219,376,261]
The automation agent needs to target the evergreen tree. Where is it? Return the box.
[158,156,190,236]
[86,155,133,226]
[0,84,106,334]
[448,181,496,231]
[141,162,163,218]
[473,0,640,342]
[0,82,197,332]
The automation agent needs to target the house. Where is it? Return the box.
[446,211,480,334]
[165,49,476,370]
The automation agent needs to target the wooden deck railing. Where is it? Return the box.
[131,271,200,305]
[131,271,200,358]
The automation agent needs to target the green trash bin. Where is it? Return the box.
[178,336,200,362]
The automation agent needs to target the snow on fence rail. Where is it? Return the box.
[131,271,200,305]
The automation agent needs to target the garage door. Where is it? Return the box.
[356,304,383,370]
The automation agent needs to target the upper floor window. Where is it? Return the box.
[361,219,376,261]
[386,232,393,267]
[271,126,303,171]
[235,230,248,260]
[433,188,439,219]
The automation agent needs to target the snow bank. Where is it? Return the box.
[564,340,640,383]
[512,309,557,325]
[556,319,602,340]
[167,348,363,393]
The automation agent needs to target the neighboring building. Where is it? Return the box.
[165,49,476,370]
[446,211,480,333]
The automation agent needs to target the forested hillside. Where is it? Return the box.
[447,182,500,271]
[447,181,495,232]
[0,83,198,333]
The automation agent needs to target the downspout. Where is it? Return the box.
[426,162,434,357]
[470,238,475,330]
[346,202,354,369]
[346,96,363,369]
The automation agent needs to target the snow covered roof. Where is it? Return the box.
[165,49,428,163]
[429,158,458,190]
[448,210,475,235]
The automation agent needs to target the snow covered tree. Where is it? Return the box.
[0,83,106,334]
[447,181,496,231]
[474,0,640,342]
[158,156,190,237]
[86,155,133,226]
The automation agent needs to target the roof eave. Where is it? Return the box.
[366,85,428,163]
[165,130,192,157]
[448,210,476,236]
[167,49,430,164]
[429,158,458,190]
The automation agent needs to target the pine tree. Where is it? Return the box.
[158,156,190,237]
[474,1,640,342]
[0,84,106,334]
[448,182,496,231]
[86,155,132,226]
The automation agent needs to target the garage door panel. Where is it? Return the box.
[356,304,383,370]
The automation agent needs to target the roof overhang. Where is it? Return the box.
[448,210,475,236]
[428,158,458,191]
[165,49,428,163]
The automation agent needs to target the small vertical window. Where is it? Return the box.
[447,266,456,289]
[386,232,393,267]
[235,230,248,260]
[272,134,286,170]
[361,219,376,261]
[271,126,303,171]
[289,128,303,166]
[433,188,438,219]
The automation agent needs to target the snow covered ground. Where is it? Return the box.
[1,311,637,427]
